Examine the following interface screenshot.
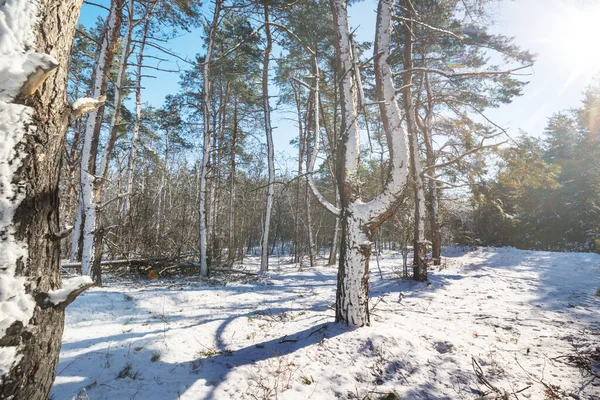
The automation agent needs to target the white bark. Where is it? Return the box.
[70,201,83,262]
[123,1,157,223]
[332,0,409,326]
[336,211,371,326]
[260,4,274,273]
[307,56,341,216]
[75,0,121,276]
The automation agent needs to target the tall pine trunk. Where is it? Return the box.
[400,0,428,281]
[227,99,238,263]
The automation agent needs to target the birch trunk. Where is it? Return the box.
[0,0,87,397]
[329,0,409,326]
[260,3,274,272]
[122,1,157,228]
[72,0,123,276]
[198,0,222,276]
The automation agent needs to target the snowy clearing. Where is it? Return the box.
[52,247,600,399]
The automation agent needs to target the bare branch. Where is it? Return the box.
[83,0,111,12]
[423,139,506,174]
[393,15,464,41]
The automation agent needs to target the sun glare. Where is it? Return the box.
[551,4,600,86]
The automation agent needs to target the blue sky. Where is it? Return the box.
[78,0,600,160]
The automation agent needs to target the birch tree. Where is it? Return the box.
[326,0,410,326]
[70,0,124,279]
[260,2,275,272]
[122,0,160,225]
[0,1,92,397]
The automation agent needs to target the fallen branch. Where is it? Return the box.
[472,356,509,399]
[211,268,258,276]
[278,335,299,344]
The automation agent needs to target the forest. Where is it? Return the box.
[1,0,599,399]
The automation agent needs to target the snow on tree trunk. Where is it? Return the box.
[72,0,123,276]
[328,0,409,326]
[198,0,222,277]
[0,0,88,397]
[260,4,274,273]
[336,210,371,326]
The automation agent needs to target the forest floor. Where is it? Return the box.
[51,247,600,400]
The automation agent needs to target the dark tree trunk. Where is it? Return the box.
[0,0,85,398]
[401,0,428,281]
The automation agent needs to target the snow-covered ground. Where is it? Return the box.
[51,247,600,399]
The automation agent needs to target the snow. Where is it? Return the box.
[47,276,94,306]
[0,347,20,384]
[70,96,104,111]
[51,247,600,399]
[0,0,43,381]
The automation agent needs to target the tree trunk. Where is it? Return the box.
[330,0,410,326]
[123,1,157,231]
[92,2,134,284]
[0,0,87,397]
[227,99,238,264]
[328,190,340,265]
[71,0,123,276]
[260,3,274,272]
[400,0,428,281]
[212,82,229,265]
[419,74,442,266]
[336,211,371,326]
[198,0,222,276]
[293,84,304,264]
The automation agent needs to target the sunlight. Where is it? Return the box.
[551,4,600,88]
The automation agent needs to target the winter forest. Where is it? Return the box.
[1,0,600,399]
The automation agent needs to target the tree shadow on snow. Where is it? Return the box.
[51,298,347,400]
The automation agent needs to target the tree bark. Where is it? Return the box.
[0,0,86,397]
[293,83,304,264]
[420,74,442,265]
[227,99,238,264]
[198,0,222,276]
[400,0,428,281]
[123,0,158,231]
[260,3,275,272]
[71,0,124,276]
[329,0,410,326]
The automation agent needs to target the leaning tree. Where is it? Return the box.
[0,1,93,398]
